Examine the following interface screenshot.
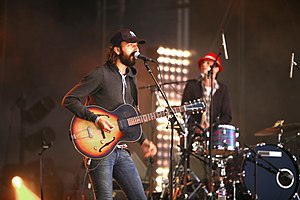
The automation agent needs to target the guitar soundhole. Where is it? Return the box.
[99,137,116,152]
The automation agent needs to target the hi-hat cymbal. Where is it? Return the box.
[254,123,300,136]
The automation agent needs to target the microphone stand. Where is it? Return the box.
[147,85,156,199]
[39,141,52,200]
[142,61,185,200]
[207,52,221,199]
[139,76,201,198]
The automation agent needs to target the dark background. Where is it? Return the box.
[0,0,299,199]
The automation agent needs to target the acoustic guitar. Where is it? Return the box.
[69,99,205,159]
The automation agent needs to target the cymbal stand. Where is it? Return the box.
[172,118,208,199]
[216,159,227,200]
[186,167,208,200]
[297,132,300,161]
[182,112,190,195]
[277,128,284,147]
[171,124,190,199]
[254,149,258,200]
[293,193,300,200]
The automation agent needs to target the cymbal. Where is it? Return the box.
[254,123,300,136]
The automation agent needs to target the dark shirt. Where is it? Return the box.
[181,79,232,125]
[62,62,145,143]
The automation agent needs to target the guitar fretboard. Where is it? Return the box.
[127,106,186,126]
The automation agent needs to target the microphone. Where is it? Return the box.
[290,52,294,79]
[289,52,299,78]
[221,30,229,60]
[133,51,155,62]
[278,170,294,187]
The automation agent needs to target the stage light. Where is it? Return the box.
[176,76,182,82]
[12,176,40,200]
[170,67,175,72]
[170,75,175,81]
[182,59,190,66]
[156,46,191,58]
[182,50,191,58]
[163,66,170,72]
[12,176,23,189]
[162,135,169,141]
[25,96,55,125]
[152,46,192,191]
[182,68,188,74]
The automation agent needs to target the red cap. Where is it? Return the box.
[197,52,223,72]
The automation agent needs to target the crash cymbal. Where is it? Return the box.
[254,122,300,137]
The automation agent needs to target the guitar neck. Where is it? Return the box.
[127,105,186,126]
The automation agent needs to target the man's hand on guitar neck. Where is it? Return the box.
[141,139,157,158]
[95,116,114,133]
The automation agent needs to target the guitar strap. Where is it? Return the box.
[84,97,89,106]
[129,77,138,107]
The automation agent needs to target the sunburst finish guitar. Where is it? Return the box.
[69,99,205,159]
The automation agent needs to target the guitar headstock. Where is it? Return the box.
[184,99,206,114]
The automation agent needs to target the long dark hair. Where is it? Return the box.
[106,45,118,65]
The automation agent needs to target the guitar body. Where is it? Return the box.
[70,104,142,159]
[69,99,206,159]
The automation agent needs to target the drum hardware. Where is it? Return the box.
[246,143,296,188]
[254,121,300,137]
[244,144,281,199]
[182,124,241,199]
[186,181,208,200]
[277,168,295,188]
[206,124,240,157]
[293,193,300,200]
[243,143,299,200]
[282,132,300,147]
[216,159,227,200]
[171,120,299,199]
[232,180,237,200]
[171,166,204,200]
[168,114,208,200]
[184,127,298,199]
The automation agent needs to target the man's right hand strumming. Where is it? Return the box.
[95,116,114,133]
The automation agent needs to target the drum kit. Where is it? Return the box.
[168,121,300,200]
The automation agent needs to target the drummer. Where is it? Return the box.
[181,52,232,135]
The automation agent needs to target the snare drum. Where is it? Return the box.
[242,143,299,200]
[206,124,239,156]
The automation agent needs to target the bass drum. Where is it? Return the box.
[242,143,299,200]
[224,149,252,199]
